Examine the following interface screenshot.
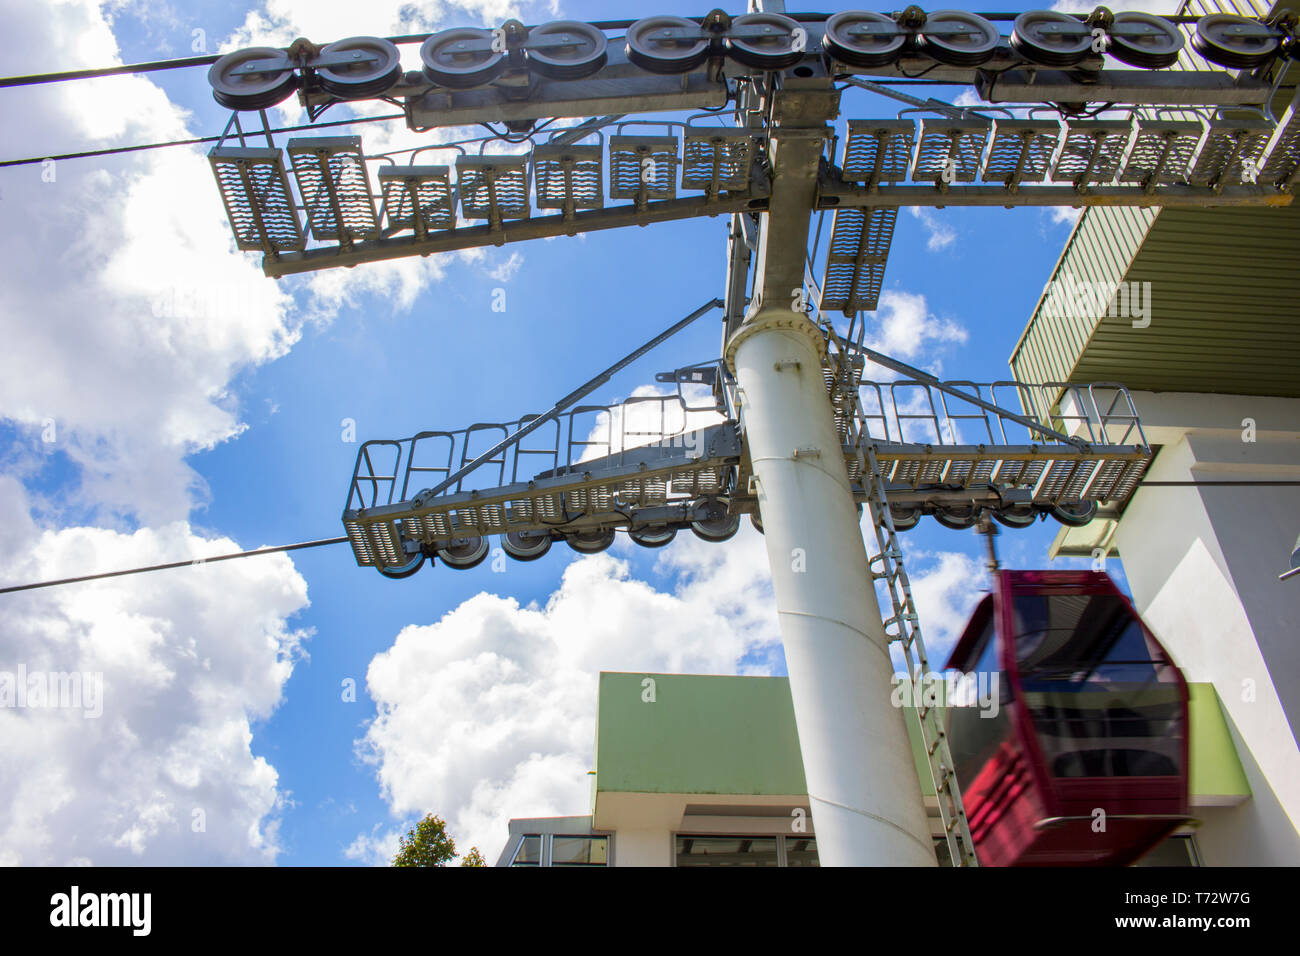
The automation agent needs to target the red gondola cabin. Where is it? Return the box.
[945,570,1190,866]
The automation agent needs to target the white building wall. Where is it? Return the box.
[1109,391,1300,865]
[610,829,672,867]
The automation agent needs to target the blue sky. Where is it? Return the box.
[0,0,1145,866]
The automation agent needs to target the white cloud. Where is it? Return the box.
[892,549,988,667]
[576,383,725,462]
[1046,206,1083,228]
[907,206,958,252]
[0,0,303,523]
[0,3,545,525]
[0,477,309,865]
[487,251,525,284]
[357,528,781,861]
[344,824,404,866]
[227,0,525,52]
[865,290,968,371]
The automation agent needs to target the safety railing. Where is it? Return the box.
[345,389,731,515]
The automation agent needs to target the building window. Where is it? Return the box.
[552,835,609,867]
[785,837,819,867]
[510,833,609,867]
[510,835,542,866]
[674,835,817,867]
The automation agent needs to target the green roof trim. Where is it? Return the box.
[595,672,1249,802]
[595,672,808,795]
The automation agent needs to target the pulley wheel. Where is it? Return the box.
[822,11,906,69]
[889,505,921,532]
[421,28,507,89]
[992,504,1039,529]
[526,21,608,80]
[934,504,982,530]
[727,13,807,70]
[376,551,426,579]
[921,11,1001,67]
[1010,10,1094,67]
[316,36,403,98]
[691,514,740,543]
[690,499,741,543]
[208,47,299,111]
[1051,500,1098,527]
[1107,13,1185,69]
[502,529,552,562]
[629,525,678,548]
[626,16,710,74]
[1192,14,1280,69]
[565,528,616,554]
[438,536,490,569]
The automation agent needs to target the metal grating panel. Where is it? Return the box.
[982,120,1061,188]
[1189,118,1274,187]
[1119,121,1203,186]
[378,165,455,236]
[912,119,990,184]
[286,136,379,243]
[456,156,531,223]
[532,144,604,214]
[682,129,756,196]
[821,207,898,316]
[609,135,679,204]
[1051,121,1132,187]
[208,147,305,252]
[1261,88,1300,188]
[841,120,916,187]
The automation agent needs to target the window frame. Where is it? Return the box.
[506,831,611,867]
[671,832,818,867]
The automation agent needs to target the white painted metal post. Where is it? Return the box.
[728,307,936,867]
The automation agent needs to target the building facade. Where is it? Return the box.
[495,672,1252,866]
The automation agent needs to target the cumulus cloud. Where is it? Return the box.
[228,0,525,51]
[1045,206,1083,228]
[0,0,301,523]
[907,206,958,252]
[889,548,988,667]
[0,477,310,865]
[344,824,404,866]
[0,1,341,865]
[357,529,781,860]
[865,290,968,371]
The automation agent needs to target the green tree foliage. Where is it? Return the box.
[391,813,486,867]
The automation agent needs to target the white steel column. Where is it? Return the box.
[728,307,935,867]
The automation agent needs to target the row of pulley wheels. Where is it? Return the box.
[374,493,1099,574]
[821,9,1284,70]
[209,11,1287,110]
[743,498,1097,536]
[376,503,742,578]
[207,22,616,109]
